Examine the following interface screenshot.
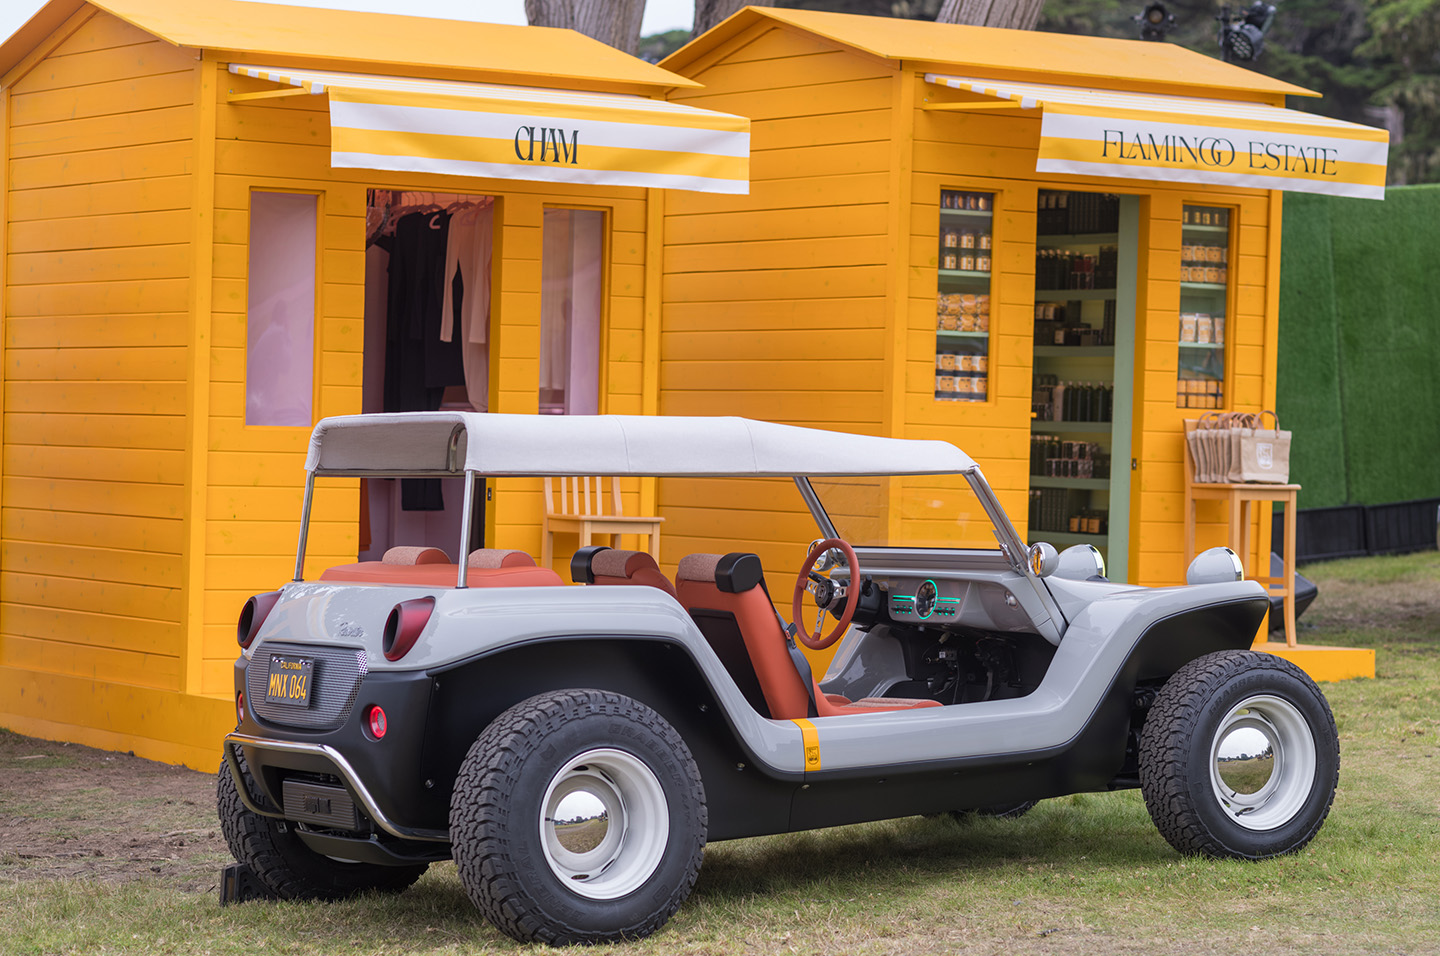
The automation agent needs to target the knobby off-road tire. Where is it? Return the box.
[216,751,427,900]
[1139,650,1339,860]
[450,689,707,945]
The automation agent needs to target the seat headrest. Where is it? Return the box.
[591,548,661,579]
[382,546,450,565]
[676,552,764,593]
[467,549,537,569]
[571,545,611,584]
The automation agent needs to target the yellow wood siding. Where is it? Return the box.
[660,27,900,578]
[1,14,195,694]
[200,70,658,675]
[661,36,1282,591]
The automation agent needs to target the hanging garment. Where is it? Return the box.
[383,210,458,510]
[442,203,493,411]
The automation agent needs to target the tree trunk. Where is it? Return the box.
[525,0,648,56]
[692,0,747,38]
[935,0,1045,30]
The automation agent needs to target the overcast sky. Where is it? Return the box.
[1,0,698,50]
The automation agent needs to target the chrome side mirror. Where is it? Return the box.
[1028,542,1059,578]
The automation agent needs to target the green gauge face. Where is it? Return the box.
[915,579,938,619]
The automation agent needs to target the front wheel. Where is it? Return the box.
[450,689,707,945]
[1139,650,1339,860]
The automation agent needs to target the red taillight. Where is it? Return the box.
[366,705,388,740]
[238,590,283,648]
[382,597,435,661]
[236,691,246,725]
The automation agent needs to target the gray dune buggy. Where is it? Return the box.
[219,412,1338,944]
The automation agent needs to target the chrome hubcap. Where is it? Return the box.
[1209,695,1316,830]
[540,748,669,899]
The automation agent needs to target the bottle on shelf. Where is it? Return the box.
[1053,381,1067,422]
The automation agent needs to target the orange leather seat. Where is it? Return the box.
[320,546,561,587]
[674,552,941,720]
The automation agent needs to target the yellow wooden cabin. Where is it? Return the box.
[655,7,1386,678]
[0,0,750,767]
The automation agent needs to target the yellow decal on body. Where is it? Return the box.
[792,718,821,772]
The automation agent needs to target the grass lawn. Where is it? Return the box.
[3,551,1439,955]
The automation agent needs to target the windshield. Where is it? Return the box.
[808,474,1003,551]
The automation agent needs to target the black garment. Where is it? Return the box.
[382,210,464,510]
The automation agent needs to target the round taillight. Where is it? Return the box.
[236,691,246,726]
[366,705,388,740]
[238,590,282,648]
[382,597,436,661]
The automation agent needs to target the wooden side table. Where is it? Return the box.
[1183,442,1301,646]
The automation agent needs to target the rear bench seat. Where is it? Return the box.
[320,547,563,588]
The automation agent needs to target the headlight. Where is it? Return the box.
[1187,547,1244,585]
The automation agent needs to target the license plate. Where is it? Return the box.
[265,655,314,708]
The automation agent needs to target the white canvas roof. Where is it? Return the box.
[304,412,976,477]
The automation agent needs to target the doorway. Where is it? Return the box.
[1027,189,1137,582]
[358,189,496,562]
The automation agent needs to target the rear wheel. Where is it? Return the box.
[216,752,426,899]
[450,689,706,945]
[1139,650,1339,859]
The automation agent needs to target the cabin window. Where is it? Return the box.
[539,208,606,415]
[935,189,993,402]
[1177,204,1232,409]
[246,191,318,426]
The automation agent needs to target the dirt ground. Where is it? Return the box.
[0,729,229,893]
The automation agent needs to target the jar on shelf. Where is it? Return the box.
[942,228,959,248]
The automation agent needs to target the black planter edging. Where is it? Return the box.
[1272,498,1440,564]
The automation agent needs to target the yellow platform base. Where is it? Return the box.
[1251,642,1375,682]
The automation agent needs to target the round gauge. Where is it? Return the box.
[914,579,938,619]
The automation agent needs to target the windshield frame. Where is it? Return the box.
[792,470,1028,573]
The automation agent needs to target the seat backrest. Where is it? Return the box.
[571,546,676,598]
[675,553,811,720]
[544,476,623,518]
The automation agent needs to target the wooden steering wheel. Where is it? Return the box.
[791,538,861,651]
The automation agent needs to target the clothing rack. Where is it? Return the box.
[366,190,494,245]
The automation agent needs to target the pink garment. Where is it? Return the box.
[441,203,493,411]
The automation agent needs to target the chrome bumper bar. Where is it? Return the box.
[223,732,450,843]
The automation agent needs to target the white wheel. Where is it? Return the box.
[1208,694,1317,831]
[1140,650,1339,860]
[540,748,670,900]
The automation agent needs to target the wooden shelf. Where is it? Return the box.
[1180,282,1227,293]
[1030,420,1113,434]
[940,208,993,220]
[1183,223,1229,234]
[938,269,992,281]
[1028,531,1109,547]
[1034,346,1114,359]
[1036,232,1118,246]
[936,329,989,341]
[1178,341,1224,350]
[1035,288,1116,302]
[1030,476,1110,491]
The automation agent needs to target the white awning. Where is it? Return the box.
[228,64,750,195]
[305,413,976,478]
[925,74,1389,199]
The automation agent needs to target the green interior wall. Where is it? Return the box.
[1278,185,1440,507]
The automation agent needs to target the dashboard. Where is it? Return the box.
[867,573,1040,635]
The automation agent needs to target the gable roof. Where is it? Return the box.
[2,0,699,91]
[663,5,1312,101]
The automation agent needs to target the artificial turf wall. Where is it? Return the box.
[1277,185,1440,508]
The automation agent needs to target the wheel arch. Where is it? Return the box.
[421,635,797,841]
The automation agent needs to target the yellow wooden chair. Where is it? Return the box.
[541,477,663,569]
